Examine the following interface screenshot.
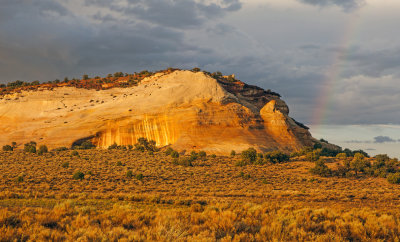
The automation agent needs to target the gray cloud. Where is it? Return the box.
[345,140,370,144]
[298,0,365,11]
[85,0,242,29]
[0,0,399,127]
[0,0,239,82]
[374,136,397,143]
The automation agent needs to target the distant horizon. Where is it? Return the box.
[309,124,400,159]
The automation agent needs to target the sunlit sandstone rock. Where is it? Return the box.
[0,70,316,154]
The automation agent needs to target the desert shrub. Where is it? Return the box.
[198,151,206,159]
[333,164,349,177]
[310,159,332,177]
[114,72,123,77]
[230,150,236,156]
[135,173,144,181]
[165,147,174,156]
[336,153,347,159]
[62,162,69,168]
[350,153,370,176]
[239,172,251,179]
[53,147,68,152]
[2,145,13,151]
[82,74,89,80]
[80,141,95,150]
[72,171,85,180]
[191,67,201,72]
[235,159,250,167]
[387,173,400,184]
[353,149,370,158]
[189,151,198,161]
[264,151,290,164]
[290,152,300,157]
[313,143,322,149]
[385,159,398,173]
[374,154,390,164]
[298,146,313,156]
[71,150,79,156]
[171,150,179,158]
[320,147,340,157]
[37,145,48,155]
[306,149,321,162]
[173,158,193,167]
[241,148,257,164]
[107,143,127,150]
[255,155,266,165]
[108,143,119,150]
[24,141,37,153]
[135,138,158,152]
[126,170,133,178]
[116,161,123,166]
[16,174,24,183]
[210,154,216,158]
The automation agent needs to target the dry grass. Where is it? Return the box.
[1,150,400,241]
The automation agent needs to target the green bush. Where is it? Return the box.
[116,161,123,166]
[336,153,347,159]
[198,151,206,159]
[171,150,179,158]
[72,171,85,180]
[191,67,201,72]
[230,150,236,157]
[239,172,251,180]
[135,173,144,181]
[62,162,69,168]
[173,158,193,167]
[387,173,400,184]
[71,150,79,157]
[37,145,48,155]
[135,138,158,152]
[235,159,249,167]
[2,145,13,151]
[24,141,37,153]
[306,149,321,162]
[264,151,289,164]
[165,147,174,156]
[108,143,119,150]
[350,153,370,176]
[310,159,332,177]
[54,147,68,152]
[126,170,133,178]
[189,151,198,161]
[80,141,95,150]
[241,148,257,163]
[16,174,24,183]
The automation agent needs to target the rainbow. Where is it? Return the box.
[311,10,364,132]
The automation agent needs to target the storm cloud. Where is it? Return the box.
[374,136,397,143]
[0,0,399,126]
[298,0,365,11]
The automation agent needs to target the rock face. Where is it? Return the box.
[0,70,316,154]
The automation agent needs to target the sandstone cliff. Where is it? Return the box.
[0,70,316,154]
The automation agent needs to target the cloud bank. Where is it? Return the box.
[0,0,399,126]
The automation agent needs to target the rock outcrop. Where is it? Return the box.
[0,70,316,154]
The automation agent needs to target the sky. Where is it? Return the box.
[0,0,399,157]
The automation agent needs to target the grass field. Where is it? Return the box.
[1,149,400,241]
